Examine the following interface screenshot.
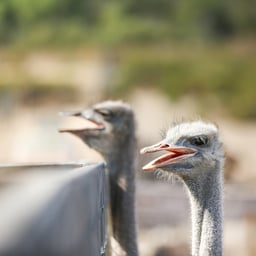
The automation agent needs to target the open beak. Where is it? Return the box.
[58,110,105,134]
[140,142,197,171]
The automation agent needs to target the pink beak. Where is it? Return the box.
[140,142,197,171]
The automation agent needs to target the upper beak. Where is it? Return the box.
[140,142,197,171]
[140,142,173,154]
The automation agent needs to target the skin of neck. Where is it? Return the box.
[105,136,138,256]
[182,163,223,256]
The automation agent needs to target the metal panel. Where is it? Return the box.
[0,162,108,256]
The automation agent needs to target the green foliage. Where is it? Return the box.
[0,0,101,45]
[0,0,255,46]
[0,0,255,119]
[113,44,256,119]
[93,2,170,47]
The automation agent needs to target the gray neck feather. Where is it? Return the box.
[183,165,223,256]
[107,135,138,256]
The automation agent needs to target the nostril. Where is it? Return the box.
[160,144,170,149]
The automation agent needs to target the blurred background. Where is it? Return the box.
[0,0,255,255]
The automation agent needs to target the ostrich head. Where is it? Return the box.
[59,101,135,158]
[141,120,224,179]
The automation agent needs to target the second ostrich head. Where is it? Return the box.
[59,100,136,159]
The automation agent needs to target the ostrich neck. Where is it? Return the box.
[106,137,138,256]
[183,166,223,256]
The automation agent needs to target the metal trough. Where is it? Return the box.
[0,162,108,256]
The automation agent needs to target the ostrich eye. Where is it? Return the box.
[96,109,113,119]
[190,136,209,146]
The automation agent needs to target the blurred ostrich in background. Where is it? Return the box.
[60,101,138,256]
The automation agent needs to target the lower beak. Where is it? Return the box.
[58,128,87,134]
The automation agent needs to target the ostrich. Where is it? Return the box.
[59,101,138,256]
[140,120,224,256]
